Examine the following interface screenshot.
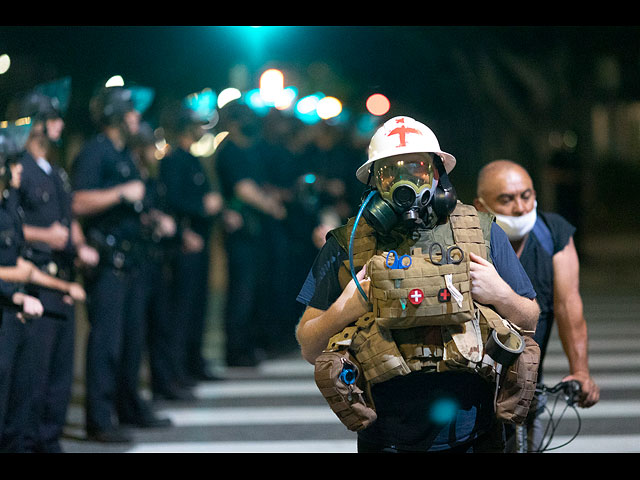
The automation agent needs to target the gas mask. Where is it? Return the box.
[361,153,457,234]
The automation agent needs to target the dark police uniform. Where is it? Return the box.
[214,138,270,366]
[17,152,75,452]
[159,146,215,382]
[72,133,151,435]
[138,172,185,397]
[0,189,36,452]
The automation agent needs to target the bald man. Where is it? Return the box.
[474,160,599,451]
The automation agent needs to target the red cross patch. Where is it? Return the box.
[408,288,424,305]
[438,288,451,303]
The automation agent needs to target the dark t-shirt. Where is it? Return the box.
[297,221,536,451]
[519,211,576,369]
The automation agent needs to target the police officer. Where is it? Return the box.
[0,121,85,452]
[0,122,44,453]
[296,116,540,452]
[129,121,192,401]
[214,102,286,367]
[13,84,99,453]
[159,102,223,385]
[72,85,171,443]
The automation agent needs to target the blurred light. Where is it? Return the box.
[14,116,32,127]
[129,86,155,115]
[296,93,323,114]
[154,132,168,160]
[190,131,216,157]
[259,68,284,105]
[429,397,459,425]
[316,96,342,120]
[304,173,316,184]
[245,88,270,116]
[105,75,125,88]
[366,93,391,116]
[218,87,242,109]
[294,93,324,125]
[0,54,10,75]
[275,86,298,111]
[184,88,217,121]
[213,131,229,150]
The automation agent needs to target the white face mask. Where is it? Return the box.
[479,199,537,241]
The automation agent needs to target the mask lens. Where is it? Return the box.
[374,154,435,194]
[392,185,416,207]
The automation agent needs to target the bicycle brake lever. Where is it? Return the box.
[564,380,582,406]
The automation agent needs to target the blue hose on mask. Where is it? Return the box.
[349,190,377,303]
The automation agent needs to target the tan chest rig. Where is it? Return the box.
[314,203,540,432]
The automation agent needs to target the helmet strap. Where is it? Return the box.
[431,155,458,219]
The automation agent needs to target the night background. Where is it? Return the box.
[1,25,640,453]
[2,25,640,282]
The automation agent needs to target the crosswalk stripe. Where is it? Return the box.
[156,406,340,426]
[546,435,640,453]
[559,400,640,419]
[126,439,357,453]
[543,352,640,369]
[155,400,640,427]
[546,337,640,352]
[541,373,640,389]
[191,371,640,402]
[125,435,640,453]
[257,360,314,377]
[537,400,640,420]
[194,379,318,398]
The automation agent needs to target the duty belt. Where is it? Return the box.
[88,229,144,270]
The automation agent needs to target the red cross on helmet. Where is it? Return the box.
[356,116,456,184]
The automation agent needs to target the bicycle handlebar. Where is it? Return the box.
[537,380,583,406]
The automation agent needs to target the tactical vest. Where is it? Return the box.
[314,202,540,431]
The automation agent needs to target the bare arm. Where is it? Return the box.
[0,257,35,283]
[553,237,599,408]
[23,259,86,302]
[235,179,286,220]
[72,180,145,217]
[469,252,540,333]
[23,222,70,250]
[296,266,370,364]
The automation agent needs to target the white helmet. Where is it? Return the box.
[356,116,456,184]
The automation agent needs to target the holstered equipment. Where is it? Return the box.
[313,202,540,430]
[494,335,540,424]
[314,336,377,432]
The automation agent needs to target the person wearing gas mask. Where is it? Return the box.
[474,159,599,452]
[296,116,540,453]
[71,85,171,443]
